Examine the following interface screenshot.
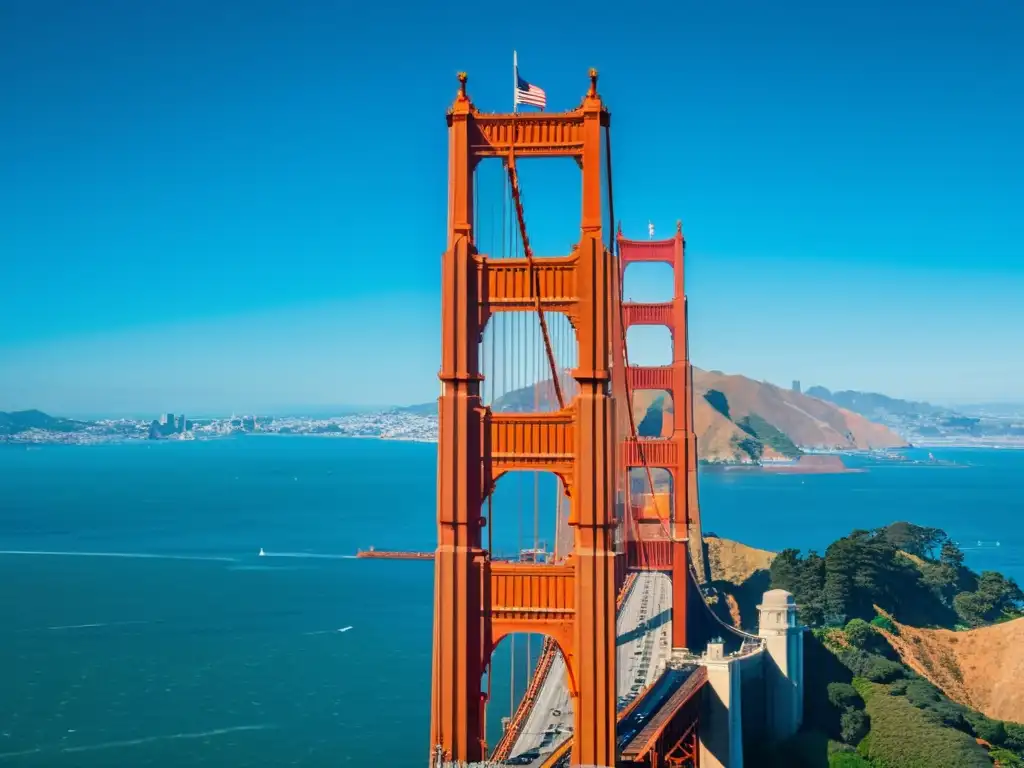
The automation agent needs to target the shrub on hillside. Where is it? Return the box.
[838,647,907,683]
[1005,723,1024,752]
[888,669,1022,757]
[827,682,863,712]
[887,679,909,696]
[857,681,992,768]
[870,614,895,632]
[844,618,873,649]
[840,709,870,745]
[990,748,1024,767]
[969,714,1007,745]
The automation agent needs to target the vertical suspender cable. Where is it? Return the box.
[505,133,565,409]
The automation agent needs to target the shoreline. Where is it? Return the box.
[5,431,1023,453]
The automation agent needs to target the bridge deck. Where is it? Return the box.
[503,570,674,765]
[538,665,701,768]
[620,665,707,761]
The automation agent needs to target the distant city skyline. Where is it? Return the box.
[2,1,1022,414]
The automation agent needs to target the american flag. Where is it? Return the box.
[514,60,546,110]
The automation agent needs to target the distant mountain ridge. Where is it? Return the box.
[0,410,88,436]
[390,402,437,416]
[806,386,951,419]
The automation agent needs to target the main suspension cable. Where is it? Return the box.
[505,132,566,410]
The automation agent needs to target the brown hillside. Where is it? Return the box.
[632,368,906,462]
[706,535,776,584]
[693,368,906,450]
[703,535,776,631]
[876,610,1024,725]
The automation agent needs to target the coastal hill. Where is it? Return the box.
[877,610,1024,724]
[499,366,909,462]
[488,366,907,462]
[0,409,87,436]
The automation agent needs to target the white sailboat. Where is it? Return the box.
[258,548,266,557]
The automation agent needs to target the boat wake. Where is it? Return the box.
[304,626,354,636]
[0,724,274,760]
[46,621,149,631]
[257,551,358,560]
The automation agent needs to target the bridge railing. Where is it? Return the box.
[617,571,638,609]
[488,637,561,761]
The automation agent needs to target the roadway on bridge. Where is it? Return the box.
[503,571,674,765]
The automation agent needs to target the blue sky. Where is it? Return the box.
[2,0,1022,416]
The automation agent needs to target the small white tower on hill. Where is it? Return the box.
[758,588,804,741]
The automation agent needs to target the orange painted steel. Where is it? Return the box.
[620,666,707,765]
[618,223,705,650]
[430,70,618,766]
[662,721,700,768]
[617,571,639,609]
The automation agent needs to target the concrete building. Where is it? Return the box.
[792,380,801,394]
[699,589,804,767]
[758,589,804,741]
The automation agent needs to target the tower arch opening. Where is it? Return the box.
[473,156,584,263]
[479,311,579,414]
[625,324,673,367]
[634,388,675,438]
[485,631,575,763]
[622,261,675,304]
[484,470,568,563]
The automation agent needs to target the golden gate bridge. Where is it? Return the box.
[411,68,801,768]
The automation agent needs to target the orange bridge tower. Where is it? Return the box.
[430,70,619,766]
[618,223,708,650]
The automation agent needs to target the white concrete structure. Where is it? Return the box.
[699,589,804,768]
[757,589,804,742]
[699,638,746,768]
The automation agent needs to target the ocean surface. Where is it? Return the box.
[0,437,1021,766]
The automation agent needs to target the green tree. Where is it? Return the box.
[878,522,946,559]
[770,549,803,593]
[844,618,873,649]
[967,713,1006,745]
[940,540,965,570]
[828,682,863,711]
[1005,722,1024,752]
[770,548,827,625]
[840,709,870,745]
[954,571,1024,626]
[862,656,906,683]
[797,553,827,625]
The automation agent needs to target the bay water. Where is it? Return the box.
[0,438,1020,765]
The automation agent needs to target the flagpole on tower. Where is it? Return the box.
[513,50,518,114]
